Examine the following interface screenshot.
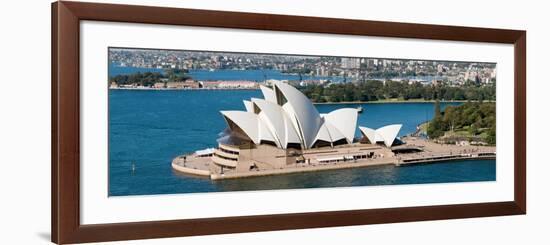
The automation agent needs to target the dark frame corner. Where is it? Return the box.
[52,1,526,244]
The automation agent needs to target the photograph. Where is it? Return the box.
[108,47,497,196]
[2,0,539,244]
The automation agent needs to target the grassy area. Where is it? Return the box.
[437,126,492,144]
[445,128,471,137]
[420,122,492,145]
[427,101,496,145]
[419,122,429,133]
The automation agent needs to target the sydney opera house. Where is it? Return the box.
[208,81,402,173]
[172,80,496,179]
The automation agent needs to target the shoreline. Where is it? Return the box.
[108,88,495,104]
[172,136,496,180]
[312,99,495,105]
[173,153,495,180]
[216,156,496,180]
[109,87,259,91]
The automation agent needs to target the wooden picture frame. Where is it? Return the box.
[51,1,526,244]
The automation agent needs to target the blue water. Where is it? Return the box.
[109,62,165,76]
[318,102,460,137]
[108,89,494,196]
[213,160,495,192]
[186,69,344,82]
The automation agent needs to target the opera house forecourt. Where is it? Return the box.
[172,81,496,180]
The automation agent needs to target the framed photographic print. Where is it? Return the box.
[52,1,526,244]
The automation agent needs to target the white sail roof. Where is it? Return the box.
[243,100,254,113]
[219,81,366,150]
[252,98,288,148]
[324,121,346,142]
[220,111,260,144]
[312,121,348,147]
[323,108,359,143]
[258,98,302,148]
[359,124,402,147]
[273,81,322,148]
[359,127,376,145]
[283,112,302,146]
[377,124,402,147]
[260,85,277,103]
[258,118,277,144]
[313,122,333,145]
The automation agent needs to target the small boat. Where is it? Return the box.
[357,106,363,113]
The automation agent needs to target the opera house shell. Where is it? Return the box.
[359,125,403,148]
[219,81,359,150]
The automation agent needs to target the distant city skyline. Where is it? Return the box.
[109,47,496,85]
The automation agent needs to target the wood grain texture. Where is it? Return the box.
[51,1,527,244]
[62,1,524,43]
[514,32,527,213]
[51,2,58,243]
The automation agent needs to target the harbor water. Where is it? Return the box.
[108,89,495,196]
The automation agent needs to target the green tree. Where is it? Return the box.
[434,100,441,118]
[485,124,496,145]
[427,100,445,138]
[427,117,444,138]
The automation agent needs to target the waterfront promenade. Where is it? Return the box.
[172,136,495,180]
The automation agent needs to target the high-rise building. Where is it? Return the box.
[341,58,360,69]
